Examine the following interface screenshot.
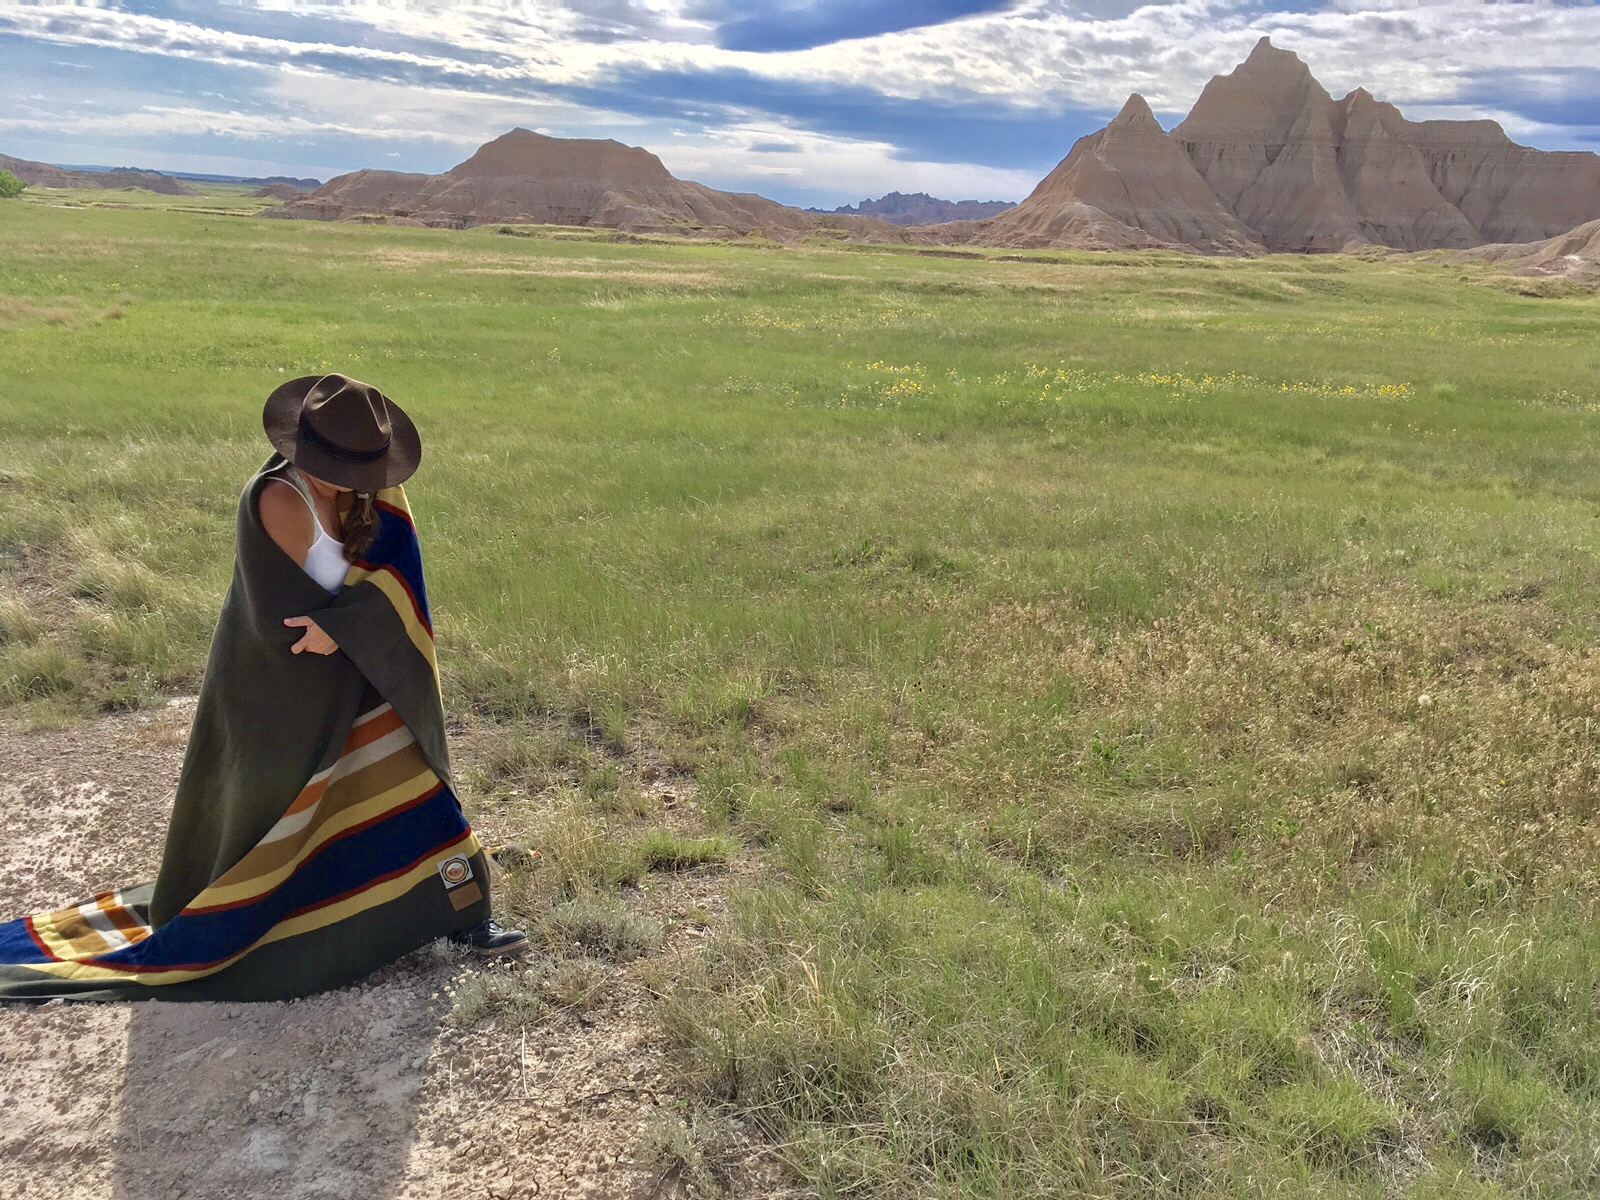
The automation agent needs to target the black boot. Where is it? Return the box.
[449,917,530,956]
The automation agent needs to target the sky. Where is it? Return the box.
[2,1,1598,209]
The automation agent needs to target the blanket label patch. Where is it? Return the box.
[447,881,484,911]
[438,854,474,889]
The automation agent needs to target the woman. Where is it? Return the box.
[0,373,525,1002]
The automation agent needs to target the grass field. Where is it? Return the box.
[3,190,1600,1197]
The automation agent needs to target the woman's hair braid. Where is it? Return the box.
[342,491,380,561]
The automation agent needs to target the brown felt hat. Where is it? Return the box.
[262,372,421,491]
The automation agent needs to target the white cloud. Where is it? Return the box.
[258,68,648,141]
[9,0,1600,118]
[0,104,401,144]
[667,118,1041,199]
[1396,103,1594,153]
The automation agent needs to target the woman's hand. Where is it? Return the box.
[284,615,340,656]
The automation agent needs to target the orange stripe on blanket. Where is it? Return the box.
[276,708,406,820]
[279,774,330,820]
[25,892,150,961]
[98,892,149,941]
[343,706,405,753]
[181,779,445,916]
[22,828,483,984]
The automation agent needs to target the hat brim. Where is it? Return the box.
[262,374,422,491]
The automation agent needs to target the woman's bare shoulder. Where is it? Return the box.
[258,477,313,560]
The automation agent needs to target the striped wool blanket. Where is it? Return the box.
[0,456,490,1001]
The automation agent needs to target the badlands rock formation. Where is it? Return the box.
[0,153,196,195]
[982,94,1264,253]
[1455,218,1600,285]
[250,182,311,201]
[970,38,1600,254]
[814,191,1015,225]
[274,128,903,242]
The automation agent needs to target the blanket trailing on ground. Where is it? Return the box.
[0,455,490,1002]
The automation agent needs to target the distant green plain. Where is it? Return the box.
[4,189,1600,1197]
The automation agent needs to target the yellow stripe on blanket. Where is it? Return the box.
[24,831,483,987]
[344,563,439,686]
[344,483,438,683]
[183,766,439,913]
[29,891,151,961]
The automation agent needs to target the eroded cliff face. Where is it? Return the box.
[1330,90,1479,251]
[1454,217,1600,285]
[444,131,675,186]
[273,128,904,242]
[1174,36,1359,251]
[975,37,1600,254]
[267,47,1599,255]
[817,193,1016,226]
[983,95,1264,254]
[0,153,197,195]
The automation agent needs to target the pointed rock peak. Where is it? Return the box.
[1110,93,1159,128]
[1340,86,1407,133]
[1340,87,1376,119]
[1238,35,1309,74]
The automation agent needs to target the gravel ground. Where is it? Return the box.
[0,699,798,1200]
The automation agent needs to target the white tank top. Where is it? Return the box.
[271,466,348,595]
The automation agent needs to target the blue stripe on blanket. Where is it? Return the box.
[0,783,471,973]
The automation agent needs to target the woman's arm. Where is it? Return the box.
[259,479,341,656]
[259,479,315,566]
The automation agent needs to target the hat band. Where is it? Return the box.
[299,413,392,463]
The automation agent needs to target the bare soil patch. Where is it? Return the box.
[0,701,800,1200]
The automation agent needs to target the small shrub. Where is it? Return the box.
[0,595,44,646]
[1,640,88,702]
[443,966,543,1029]
[542,956,607,1009]
[636,830,738,873]
[1452,1055,1553,1155]
[1263,1077,1398,1172]
[528,791,644,892]
[870,822,945,886]
[548,894,662,961]
[0,170,26,200]
[636,1110,737,1196]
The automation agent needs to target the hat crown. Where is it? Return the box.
[299,374,393,460]
[263,370,420,490]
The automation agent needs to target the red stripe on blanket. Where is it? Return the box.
[90,825,477,975]
[376,499,413,528]
[352,560,434,639]
[282,826,476,924]
[180,782,447,916]
[23,916,57,962]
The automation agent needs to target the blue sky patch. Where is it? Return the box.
[703,0,1017,53]
[1455,68,1600,141]
[555,65,1110,179]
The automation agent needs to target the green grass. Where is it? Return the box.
[14,179,282,215]
[4,198,1600,1196]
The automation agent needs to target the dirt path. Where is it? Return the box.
[0,700,797,1200]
